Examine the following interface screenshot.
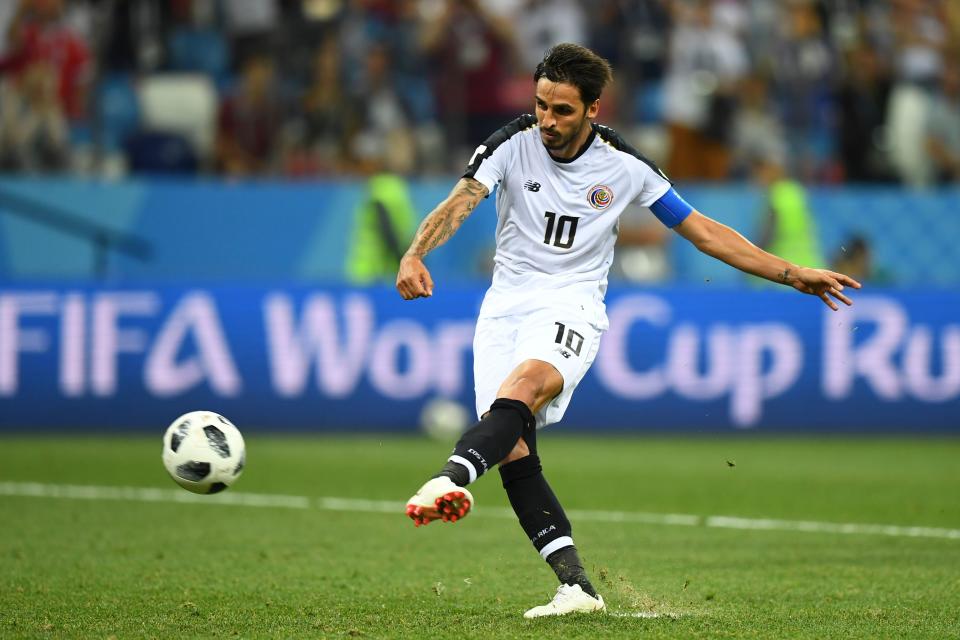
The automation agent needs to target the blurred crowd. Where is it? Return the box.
[1,0,959,186]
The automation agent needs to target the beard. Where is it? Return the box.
[540,118,588,151]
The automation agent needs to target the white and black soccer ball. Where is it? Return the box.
[162,411,246,494]
[419,397,470,441]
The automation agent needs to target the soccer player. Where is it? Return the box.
[396,43,860,618]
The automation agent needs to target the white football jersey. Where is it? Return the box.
[465,115,673,329]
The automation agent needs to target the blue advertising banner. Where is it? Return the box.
[0,285,957,432]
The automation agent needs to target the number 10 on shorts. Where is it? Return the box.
[554,322,584,357]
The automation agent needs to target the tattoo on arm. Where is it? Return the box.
[778,268,794,284]
[406,179,487,257]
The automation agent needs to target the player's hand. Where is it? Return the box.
[396,254,434,300]
[793,268,862,310]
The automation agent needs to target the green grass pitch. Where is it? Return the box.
[1,434,959,639]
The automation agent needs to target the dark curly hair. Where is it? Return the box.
[533,43,613,106]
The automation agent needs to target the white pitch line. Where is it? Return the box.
[2,481,959,541]
[705,515,960,540]
[0,481,311,509]
[567,508,701,527]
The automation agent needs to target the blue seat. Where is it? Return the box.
[167,28,229,82]
[633,82,664,124]
[396,75,436,124]
[97,74,141,151]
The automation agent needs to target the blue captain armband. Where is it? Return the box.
[649,188,694,228]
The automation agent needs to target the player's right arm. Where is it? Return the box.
[396,177,489,300]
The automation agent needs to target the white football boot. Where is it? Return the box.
[405,476,473,527]
[523,584,606,619]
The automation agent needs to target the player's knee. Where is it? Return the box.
[497,377,539,408]
[500,437,530,465]
[499,372,561,411]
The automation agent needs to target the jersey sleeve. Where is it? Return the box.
[593,123,673,209]
[463,114,537,196]
[632,160,672,209]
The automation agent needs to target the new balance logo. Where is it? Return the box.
[524,180,541,192]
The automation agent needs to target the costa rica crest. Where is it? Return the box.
[588,184,614,210]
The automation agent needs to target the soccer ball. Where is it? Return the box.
[419,397,470,441]
[162,411,246,494]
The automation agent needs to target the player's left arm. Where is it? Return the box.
[673,210,861,310]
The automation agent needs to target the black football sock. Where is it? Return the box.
[546,546,597,598]
[498,454,598,598]
[439,398,535,484]
[434,459,470,486]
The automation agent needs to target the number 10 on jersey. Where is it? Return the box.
[543,211,578,249]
